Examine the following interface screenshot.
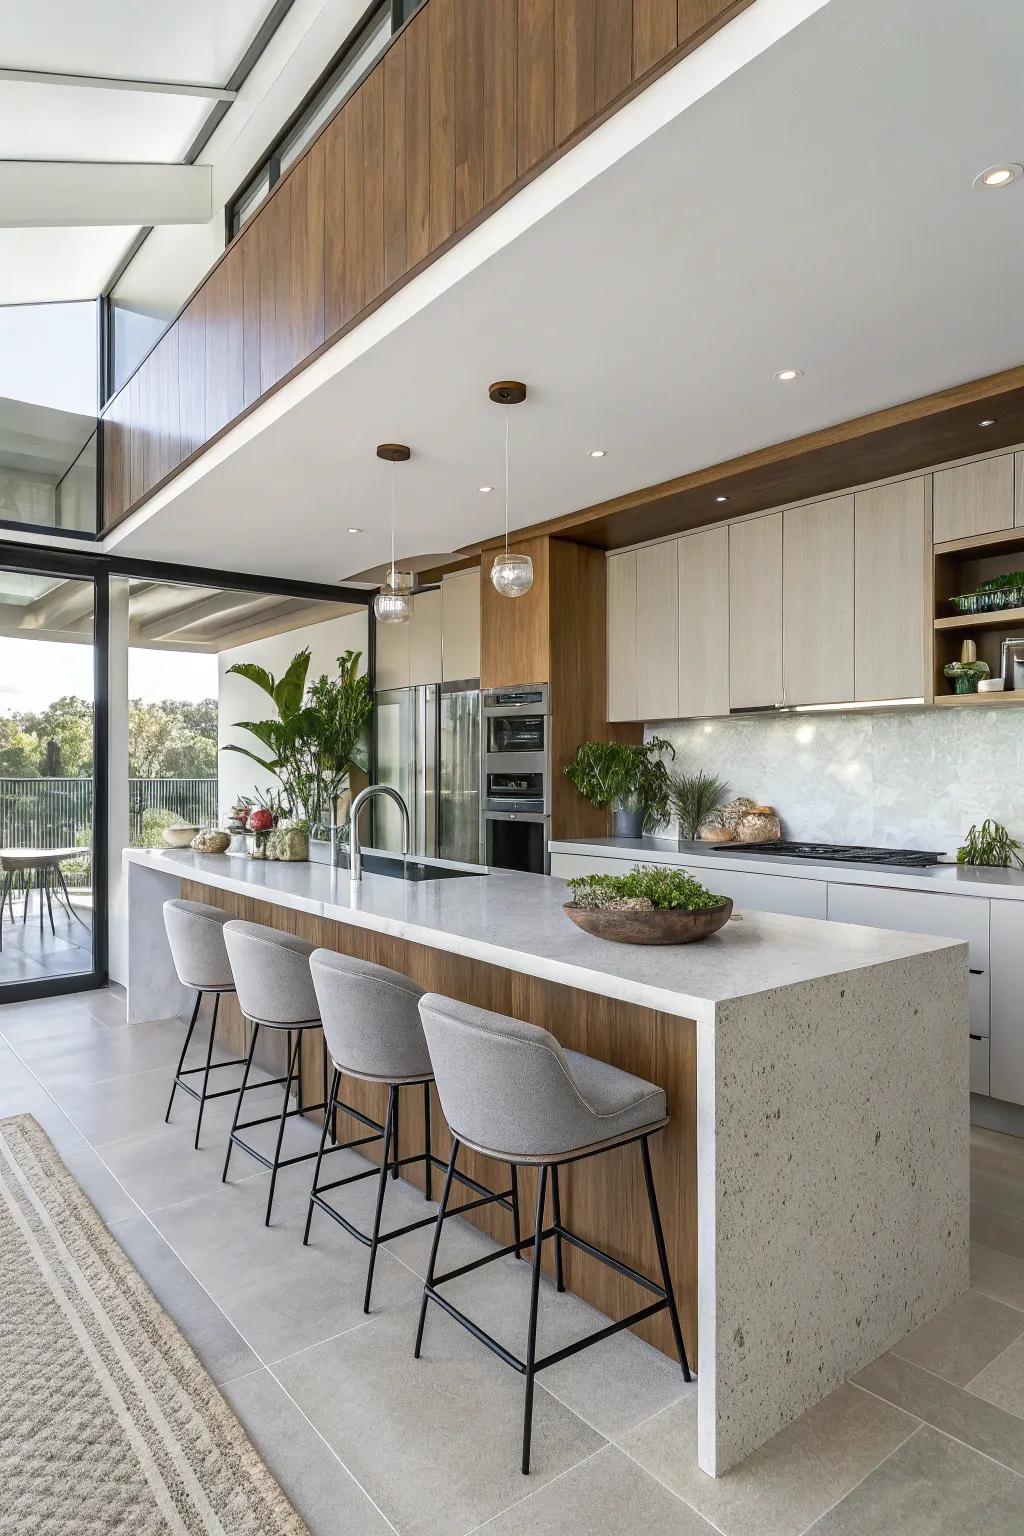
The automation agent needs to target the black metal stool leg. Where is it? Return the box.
[415,1137,460,1357]
[550,1164,565,1293]
[510,1164,522,1257]
[265,1030,299,1227]
[193,992,220,1149]
[391,1085,400,1179]
[423,1081,432,1201]
[304,1067,340,1246]
[296,1029,305,1112]
[166,990,203,1123]
[522,1165,549,1476]
[363,1086,397,1313]
[223,1020,259,1182]
[640,1136,691,1380]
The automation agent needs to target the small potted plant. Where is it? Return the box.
[943,659,990,694]
[564,737,674,837]
[247,804,274,859]
[957,819,1024,869]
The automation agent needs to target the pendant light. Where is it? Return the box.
[488,381,533,599]
[373,443,413,625]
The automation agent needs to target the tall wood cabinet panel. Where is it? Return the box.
[1016,452,1024,528]
[677,527,729,717]
[634,544,678,719]
[480,537,551,687]
[729,513,782,710]
[854,476,926,701]
[783,496,854,706]
[441,568,481,681]
[933,454,1014,543]
[606,550,638,720]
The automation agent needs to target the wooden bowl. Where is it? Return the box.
[563,899,733,945]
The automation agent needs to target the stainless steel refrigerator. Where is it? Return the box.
[373,683,482,864]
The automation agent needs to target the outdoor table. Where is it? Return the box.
[0,848,89,950]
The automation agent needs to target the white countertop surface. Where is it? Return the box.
[549,836,1024,901]
[125,847,958,1025]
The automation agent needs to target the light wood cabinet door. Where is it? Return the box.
[933,454,1014,543]
[1015,452,1024,528]
[783,496,854,705]
[374,609,410,689]
[854,477,926,701]
[409,588,442,685]
[729,513,782,709]
[440,568,480,682]
[677,527,729,717]
[606,551,638,720]
[635,544,678,719]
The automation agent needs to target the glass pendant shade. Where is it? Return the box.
[490,550,534,598]
[374,568,414,624]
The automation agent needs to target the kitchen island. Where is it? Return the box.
[124,847,968,1476]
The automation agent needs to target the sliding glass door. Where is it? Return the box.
[0,553,106,1001]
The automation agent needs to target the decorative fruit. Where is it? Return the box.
[248,808,274,833]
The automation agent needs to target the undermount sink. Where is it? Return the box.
[356,852,487,882]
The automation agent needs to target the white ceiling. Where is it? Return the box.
[0,0,277,302]
[110,0,1024,584]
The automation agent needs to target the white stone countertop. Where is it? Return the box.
[125,847,959,1026]
[549,835,1024,901]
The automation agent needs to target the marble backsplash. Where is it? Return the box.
[647,706,1024,855]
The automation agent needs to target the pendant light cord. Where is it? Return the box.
[503,406,511,555]
[390,465,396,583]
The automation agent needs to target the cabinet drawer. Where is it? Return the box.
[550,853,629,879]
[826,883,988,1037]
[685,866,827,919]
[990,900,1024,1106]
[970,1035,990,1097]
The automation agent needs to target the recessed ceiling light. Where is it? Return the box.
[773,368,803,382]
[346,526,362,534]
[715,495,729,503]
[478,484,494,493]
[588,449,606,458]
[979,418,997,427]
[974,163,1022,189]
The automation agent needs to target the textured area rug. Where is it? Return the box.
[0,1113,310,1535]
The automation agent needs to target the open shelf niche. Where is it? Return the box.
[933,525,1024,702]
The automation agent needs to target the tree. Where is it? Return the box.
[128,702,177,778]
[127,698,218,779]
[0,716,40,777]
[14,696,93,777]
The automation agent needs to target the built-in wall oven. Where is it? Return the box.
[482,683,550,874]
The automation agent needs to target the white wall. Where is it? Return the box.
[218,609,368,819]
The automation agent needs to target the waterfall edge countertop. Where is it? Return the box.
[122,847,959,1027]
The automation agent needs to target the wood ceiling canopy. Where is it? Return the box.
[469,365,1024,555]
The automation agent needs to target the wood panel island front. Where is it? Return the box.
[124,847,968,1476]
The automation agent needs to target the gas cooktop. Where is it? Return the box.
[717,841,945,868]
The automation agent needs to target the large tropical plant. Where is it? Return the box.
[563,737,674,832]
[300,651,373,830]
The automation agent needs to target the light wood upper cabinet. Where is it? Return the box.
[409,588,442,686]
[854,477,926,701]
[783,496,854,706]
[729,513,782,710]
[933,454,1014,543]
[606,551,638,720]
[677,527,729,717]
[1016,452,1024,528]
[440,568,480,682]
[374,609,410,690]
[635,544,679,719]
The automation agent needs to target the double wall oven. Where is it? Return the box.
[482,684,550,874]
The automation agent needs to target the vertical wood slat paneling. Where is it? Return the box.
[152,326,180,485]
[518,0,555,174]
[483,0,517,204]
[323,110,347,335]
[454,0,485,226]
[594,0,633,111]
[241,224,262,408]
[205,245,244,437]
[555,0,594,144]
[178,291,207,458]
[383,34,408,286]
[342,92,365,321]
[633,0,677,76]
[287,144,326,367]
[428,0,455,251]
[405,6,430,269]
[678,0,734,48]
[361,69,386,304]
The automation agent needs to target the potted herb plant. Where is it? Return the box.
[563,737,674,837]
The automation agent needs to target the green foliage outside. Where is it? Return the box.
[0,696,218,780]
[566,865,725,911]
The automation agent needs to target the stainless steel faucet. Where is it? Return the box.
[348,784,411,881]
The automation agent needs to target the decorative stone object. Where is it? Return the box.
[719,796,758,832]
[266,826,309,862]
[735,806,782,843]
[190,829,230,854]
[699,823,735,843]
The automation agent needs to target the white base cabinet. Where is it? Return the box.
[970,1035,991,1097]
[990,901,1024,1106]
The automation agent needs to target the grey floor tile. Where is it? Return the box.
[888,1288,1024,1385]
[971,1243,1024,1312]
[0,1087,90,1156]
[99,1115,262,1214]
[0,994,98,1042]
[62,1144,140,1224]
[111,1214,259,1385]
[0,1040,38,1095]
[973,1167,1024,1222]
[619,1383,917,1536]
[221,1369,394,1536]
[971,1127,1024,1174]
[972,1198,1024,1260]
[482,1444,716,1535]
[150,1160,421,1364]
[273,1301,605,1536]
[966,1335,1024,1420]
[852,1351,1024,1476]
[48,1058,281,1149]
[15,1014,196,1092]
[806,1425,1024,1535]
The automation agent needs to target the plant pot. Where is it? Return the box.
[611,807,645,839]
[564,898,733,945]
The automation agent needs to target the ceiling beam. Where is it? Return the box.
[0,162,212,228]
[20,579,94,630]
[0,66,236,100]
[132,590,271,642]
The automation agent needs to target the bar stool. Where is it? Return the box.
[415,993,690,1475]
[162,899,243,1149]
[221,920,330,1226]
[304,949,520,1313]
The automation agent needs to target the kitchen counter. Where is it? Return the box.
[124,846,968,1479]
[549,835,1024,899]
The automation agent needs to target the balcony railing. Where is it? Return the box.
[0,777,218,886]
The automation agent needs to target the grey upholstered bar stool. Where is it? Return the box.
[163,899,242,1149]
[304,949,519,1313]
[221,920,331,1226]
[415,993,690,1476]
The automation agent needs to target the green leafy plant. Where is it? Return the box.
[978,571,1024,591]
[667,769,729,840]
[957,818,1024,869]
[566,865,724,911]
[563,737,675,832]
[300,650,373,831]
